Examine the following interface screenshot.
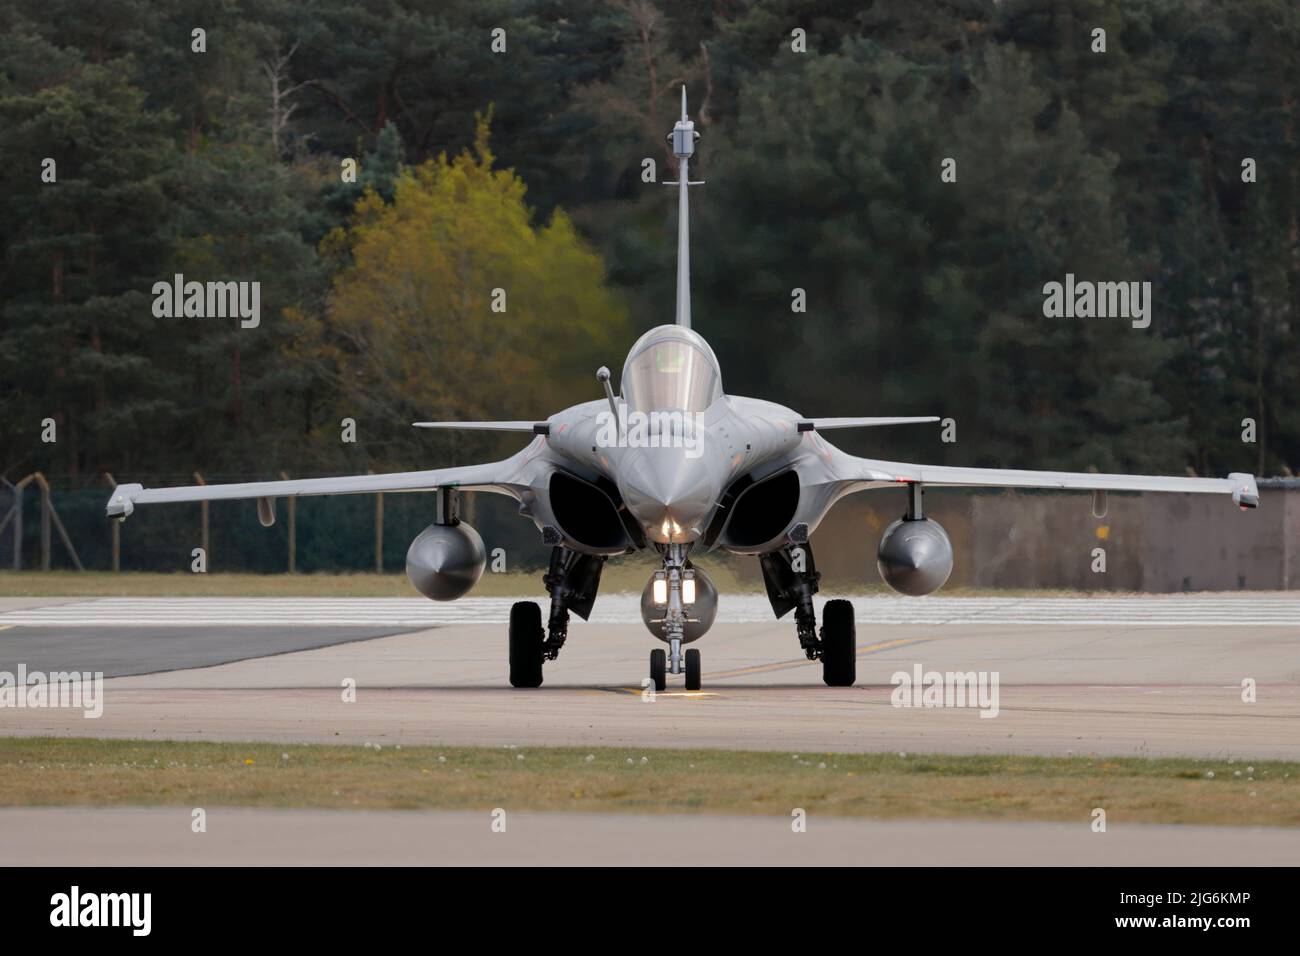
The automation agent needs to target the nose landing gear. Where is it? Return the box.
[649,646,702,693]
[646,544,703,691]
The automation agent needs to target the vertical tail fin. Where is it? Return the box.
[668,86,701,328]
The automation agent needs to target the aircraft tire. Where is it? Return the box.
[684,648,701,691]
[509,601,544,688]
[821,599,857,687]
[649,648,667,692]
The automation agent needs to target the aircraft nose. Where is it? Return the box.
[618,448,718,543]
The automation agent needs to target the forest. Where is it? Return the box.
[2,0,1297,551]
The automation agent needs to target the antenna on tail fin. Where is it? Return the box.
[665,86,702,328]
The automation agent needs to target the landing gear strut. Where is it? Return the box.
[758,542,856,686]
[760,543,822,658]
[646,543,702,691]
[508,545,604,688]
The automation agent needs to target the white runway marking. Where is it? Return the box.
[0,593,1297,627]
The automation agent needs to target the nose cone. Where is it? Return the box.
[618,448,718,544]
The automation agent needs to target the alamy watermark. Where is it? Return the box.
[50,886,150,936]
[890,663,1000,718]
[0,665,104,718]
[151,273,260,328]
[1042,274,1151,329]
[596,407,704,459]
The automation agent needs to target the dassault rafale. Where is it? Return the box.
[107,90,1259,691]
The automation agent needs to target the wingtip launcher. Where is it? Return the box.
[1229,472,1260,510]
[106,483,143,520]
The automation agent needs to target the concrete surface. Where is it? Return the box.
[3,593,1300,626]
[0,595,1295,759]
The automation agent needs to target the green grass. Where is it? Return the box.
[0,569,1094,598]
[1,738,1294,825]
[0,563,756,597]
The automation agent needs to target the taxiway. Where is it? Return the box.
[1,594,1296,760]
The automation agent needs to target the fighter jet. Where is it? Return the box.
[107,89,1260,691]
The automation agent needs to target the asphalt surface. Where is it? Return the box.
[0,625,415,677]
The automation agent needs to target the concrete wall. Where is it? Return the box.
[778,482,1299,592]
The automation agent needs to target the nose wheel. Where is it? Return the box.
[684,648,701,691]
[649,648,666,691]
[649,646,702,691]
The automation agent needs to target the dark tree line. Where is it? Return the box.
[3,0,1297,491]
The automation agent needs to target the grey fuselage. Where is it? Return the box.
[491,324,861,559]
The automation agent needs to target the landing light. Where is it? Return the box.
[660,517,683,539]
[652,571,668,605]
[682,570,696,605]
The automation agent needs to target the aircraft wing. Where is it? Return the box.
[825,453,1260,509]
[106,457,529,519]
[413,421,547,433]
[798,417,940,431]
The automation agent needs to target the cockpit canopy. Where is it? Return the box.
[620,326,723,413]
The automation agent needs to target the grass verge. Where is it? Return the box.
[0,570,1097,599]
[1,737,1294,825]
[0,564,759,597]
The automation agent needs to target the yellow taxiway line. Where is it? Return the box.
[707,637,929,681]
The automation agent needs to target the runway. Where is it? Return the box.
[2,806,1295,866]
[1,594,1296,759]
[5,593,1300,626]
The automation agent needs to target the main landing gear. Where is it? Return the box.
[509,541,853,690]
[508,545,604,688]
[759,542,856,686]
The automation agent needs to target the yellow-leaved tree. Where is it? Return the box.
[300,115,631,469]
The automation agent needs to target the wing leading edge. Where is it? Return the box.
[833,455,1260,509]
[412,421,548,433]
[797,416,940,431]
[106,457,528,519]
